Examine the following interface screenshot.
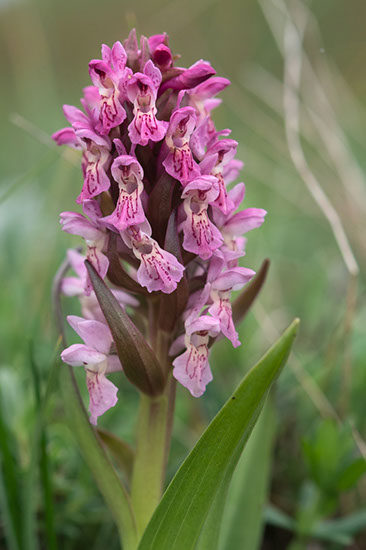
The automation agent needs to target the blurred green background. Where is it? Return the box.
[0,0,365,548]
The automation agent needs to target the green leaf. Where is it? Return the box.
[336,458,366,491]
[138,318,299,550]
[86,260,166,396]
[97,428,135,483]
[0,397,21,550]
[265,504,295,531]
[315,509,366,537]
[60,363,138,550]
[195,446,242,550]
[219,394,277,550]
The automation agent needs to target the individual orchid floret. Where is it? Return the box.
[181,175,223,259]
[60,201,109,295]
[159,60,216,94]
[200,139,239,215]
[78,140,112,203]
[89,41,131,135]
[61,249,88,297]
[163,107,200,185]
[188,76,230,122]
[52,107,112,203]
[184,77,231,159]
[148,33,173,72]
[172,316,220,397]
[208,267,255,348]
[121,224,184,294]
[61,315,121,425]
[213,183,267,267]
[102,155,146,231]
[127,61,167,146]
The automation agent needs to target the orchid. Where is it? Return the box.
[54,26,267,412]
[52,29,298,550]
[61,315,121,425]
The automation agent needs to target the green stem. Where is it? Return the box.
[131,376,176,538]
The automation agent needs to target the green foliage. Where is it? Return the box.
[302,419,366,502]
[219,395,277,550]
[138,319,299,550]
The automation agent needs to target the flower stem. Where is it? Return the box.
[131,376,176,538]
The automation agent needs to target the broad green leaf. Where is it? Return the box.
[336,458,366,491]
[195,442,244,550]
[60,363,138,550]
[219,394,277,550]
[138,318,299,550]
[86,260,166,396]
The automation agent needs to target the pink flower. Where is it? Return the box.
[102,155,146,231]
[61,316,121,425]
[148,33,173,71]
[172,316,220,397]
[200,139,240,215]
[60,201,109,295]
[78,141,112,203]
[54,30,268,402]
[208,267,255,347]
[159,60,216,94]
[127,60,167,145]
[163,107,200,185]
[213,183,267,267]
[121,225,184,294]
[181,176,223,259]
[52,106,112,203]
[89,41,131,135]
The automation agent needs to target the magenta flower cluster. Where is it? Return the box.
[54,30,266,424]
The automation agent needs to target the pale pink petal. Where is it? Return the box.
[61,344,106,366]
[111,41,127,76]
[106,355,122,373]
[212,267,255,291]
[173,344,213,397]
[182,205,223,260]
[134,239,184,294]
[86,370,118,425]
[52,128,81,149]
[66,316,112,354]
[61,276,84,296]
[223,208,267,235]
[186,315,220,337]
[208,297,240,348]
[85,247,109,295]
[143,60,162,90]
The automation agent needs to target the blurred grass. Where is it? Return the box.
[0,0,365,548]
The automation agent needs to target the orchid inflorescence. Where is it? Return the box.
[54,30,266,425]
